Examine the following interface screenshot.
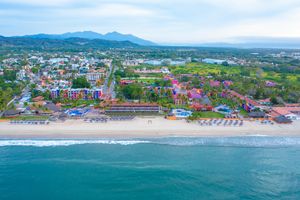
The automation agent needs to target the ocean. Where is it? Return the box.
[0,136,300,200]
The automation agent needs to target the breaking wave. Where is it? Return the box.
[154,136,300,147]
[0,140,150,147]
[1,136,300,147]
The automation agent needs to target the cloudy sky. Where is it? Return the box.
[1,0,300,44]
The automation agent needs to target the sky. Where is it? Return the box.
[1,0,300,44]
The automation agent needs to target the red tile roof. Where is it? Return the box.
[271,107,300,117]
[229,90,260,106]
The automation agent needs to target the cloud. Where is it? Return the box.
[0,0,75,6]
[57,3,158,18]
[1,0,300,43]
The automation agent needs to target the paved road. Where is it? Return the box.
[103,63,117,99]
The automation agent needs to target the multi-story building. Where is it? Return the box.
[85,72,104,82]
[51,88,103,100]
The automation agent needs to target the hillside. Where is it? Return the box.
[19,31,156,46]
[0,37,140,50]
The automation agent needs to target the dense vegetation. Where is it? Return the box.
[0,37,139,50]
[72,76,91,89]
[120,84,143,100]
[0,71,23,111]
[169,63,300,103]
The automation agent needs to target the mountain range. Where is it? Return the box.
[0,36,140,49]
[2,31,300,49]
[18,31,156,46]
[194,37,300,49]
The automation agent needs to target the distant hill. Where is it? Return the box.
[19,31,156,46]
[0,36,140,49]
[198,37,300,49]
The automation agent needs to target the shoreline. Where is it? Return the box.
[0,117,299,139]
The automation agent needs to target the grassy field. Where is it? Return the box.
[169,63,241,76]
[189,111,225,119]
[2,115,49,121]
[169,63,300,87]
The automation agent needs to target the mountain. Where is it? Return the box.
[19,31,156,46]
[197,37,300,49]
[103,31,155,46]
[0,36,140,49]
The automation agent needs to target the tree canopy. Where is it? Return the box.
[121,84,143,100]
[72,76,91,88]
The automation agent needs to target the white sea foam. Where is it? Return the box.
[0,140,150,147]
[0,137,300,147]
[155,136,300,147]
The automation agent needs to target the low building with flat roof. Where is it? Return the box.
[106,103,161,113]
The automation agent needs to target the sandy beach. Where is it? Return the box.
[0,117,299,138]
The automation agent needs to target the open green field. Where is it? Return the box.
[2,115,49,121]
[190,111,225,119]
[169,63,241,76]
[168,63,300,86]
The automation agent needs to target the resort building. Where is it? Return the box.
[228,90,260,112]
[249,111,267,119]
[134,69,161,74]
[106,103,161,113]
[122,60,141,66]
[274,115,293,124]
[50,88,103,100]
[85,72,104,82]
[270,107,300,120]
[190,103,213,111]
[202,58,226,65]
[161,67,170,74]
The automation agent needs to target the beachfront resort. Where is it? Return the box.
[0,48,300,137]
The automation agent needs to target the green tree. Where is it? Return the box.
[121,84,143,100]
[3,70,16,81]
[72,77,91,88]
[31,67,39,74]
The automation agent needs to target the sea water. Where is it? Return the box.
[0,136,300,200]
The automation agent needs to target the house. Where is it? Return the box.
[32,96,44,102]
[209,80,221,87]
[79,66,89,74]
[44,102,61,113]
[120,80,135,85]
[190,103,213,111]
[223,80,233,87]
[171,79,179,85]
[188,89,203,100]
[265,81,277,87]
[258,98,272,106]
